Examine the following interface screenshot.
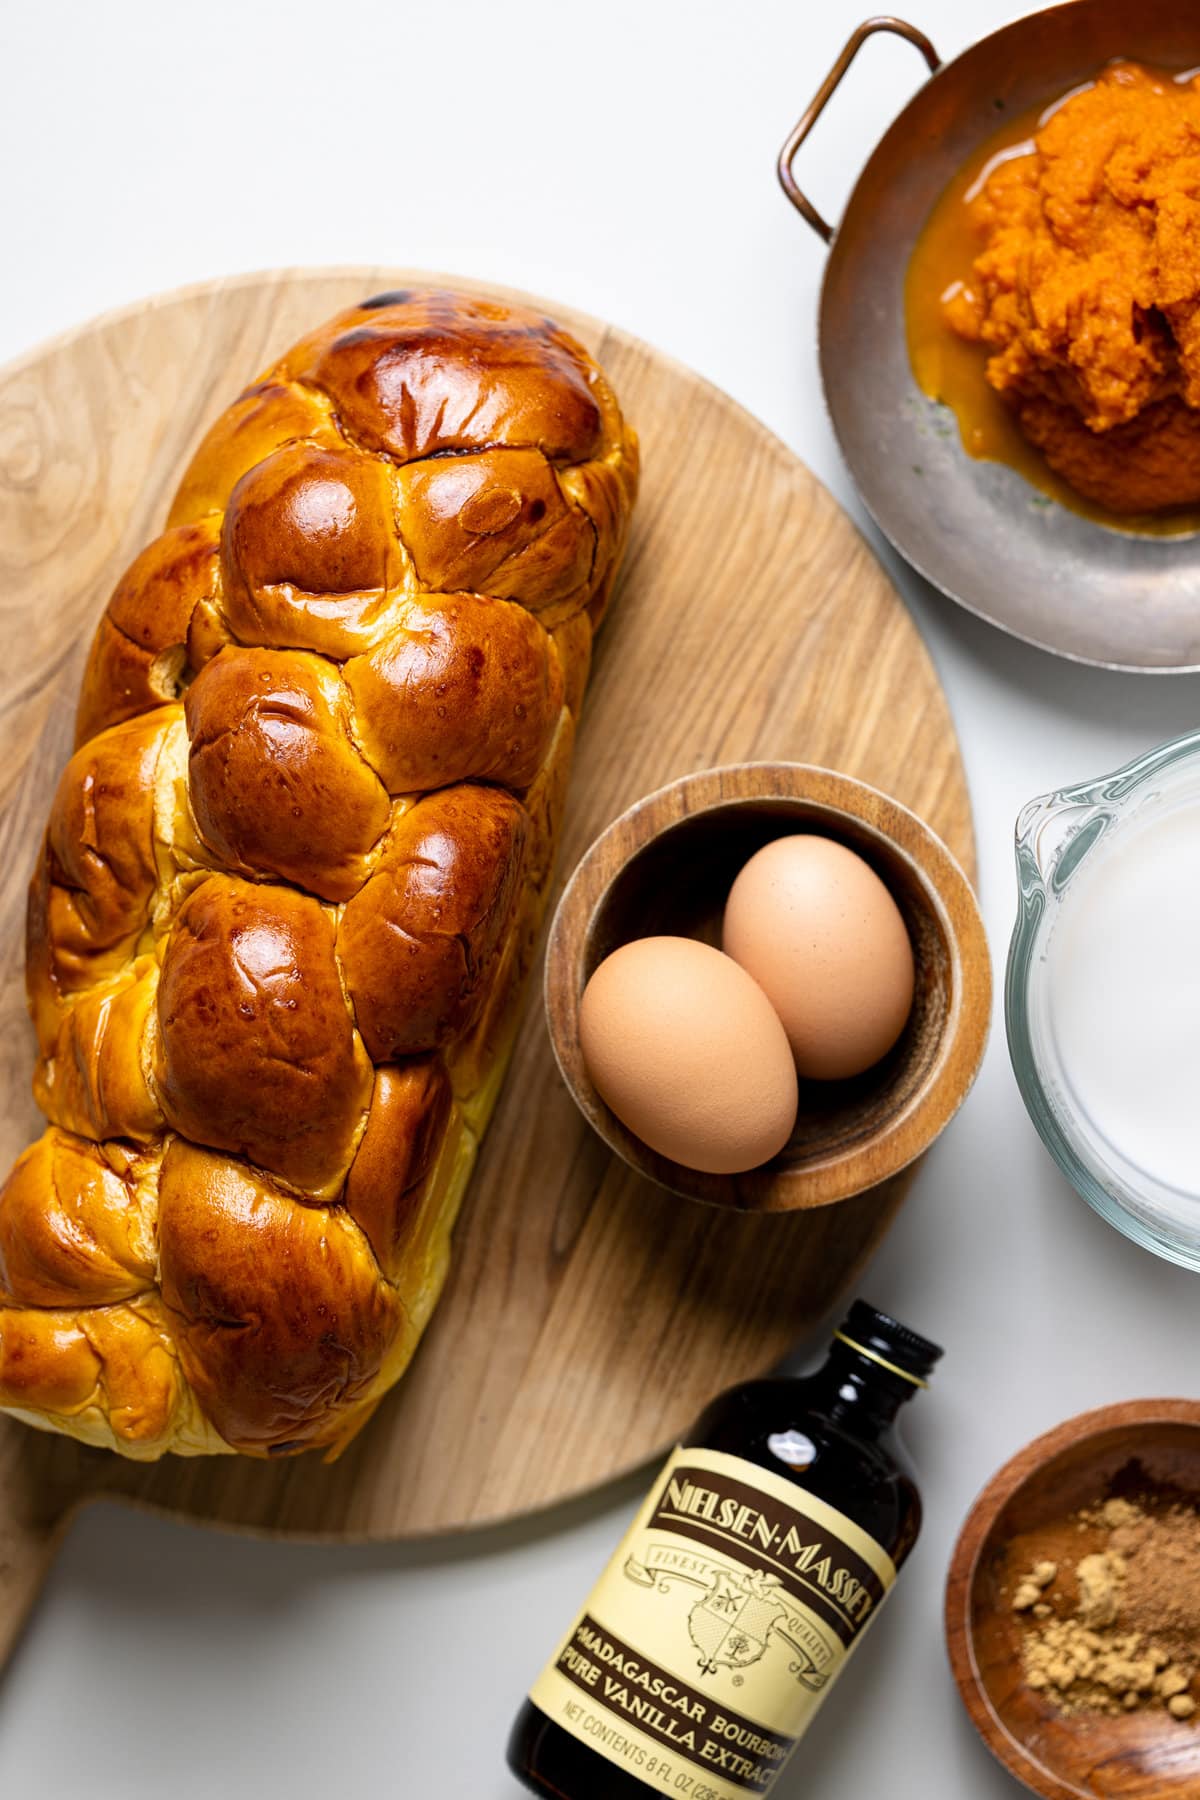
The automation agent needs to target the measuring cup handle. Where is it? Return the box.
[777,16,941,243]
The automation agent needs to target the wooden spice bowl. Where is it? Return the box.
[543,762,991,1211]
[946,1400,1200,1800]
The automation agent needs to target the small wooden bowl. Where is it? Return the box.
[946,1400,1200,1800]
[543,762,991,1210]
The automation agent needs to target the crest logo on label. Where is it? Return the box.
[689,1569,788,1675]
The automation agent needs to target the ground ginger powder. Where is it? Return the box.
[1011,1497,1200,1721]
[946,62,1200,513]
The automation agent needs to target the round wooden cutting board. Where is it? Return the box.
[0,269,975,1665]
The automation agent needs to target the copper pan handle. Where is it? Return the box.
[777,16,941,243]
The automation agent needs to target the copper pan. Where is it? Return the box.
[778,1,1200,672]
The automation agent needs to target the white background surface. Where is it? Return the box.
[1,1,1198,1795]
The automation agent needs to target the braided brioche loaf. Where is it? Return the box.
[0,288,638,1460]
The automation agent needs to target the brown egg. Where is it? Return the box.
[578,936,797,1174]
[723,835,915,1081]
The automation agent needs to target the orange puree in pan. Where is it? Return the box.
[906,61,1200,530]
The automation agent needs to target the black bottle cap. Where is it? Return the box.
[833,1300,944,1388]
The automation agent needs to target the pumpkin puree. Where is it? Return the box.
[945,63,1200,514]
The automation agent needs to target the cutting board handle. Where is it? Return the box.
[0,1514,58,1675]
[0,1430,65,1677]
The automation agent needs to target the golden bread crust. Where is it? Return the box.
[0,287,637,1457]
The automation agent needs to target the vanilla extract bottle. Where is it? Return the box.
[507,1301,941,1800]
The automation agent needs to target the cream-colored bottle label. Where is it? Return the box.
[529,1445,897,1798]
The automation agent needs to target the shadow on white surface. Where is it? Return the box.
[0,1470,1025,1800]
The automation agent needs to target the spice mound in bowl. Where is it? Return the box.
[1008,1496,1198,1723]
[946,1401,1200,1800]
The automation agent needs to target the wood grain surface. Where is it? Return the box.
[0,268,975,1670]
[946,1400,1200,1800]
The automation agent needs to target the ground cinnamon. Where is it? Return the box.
[1110,1500,1200,1668]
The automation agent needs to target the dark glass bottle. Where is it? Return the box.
[507,1301,942,1800]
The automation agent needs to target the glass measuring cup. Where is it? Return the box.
[1007,729,1200,1270]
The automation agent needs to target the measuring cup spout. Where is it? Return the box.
[1014,788,1087,894]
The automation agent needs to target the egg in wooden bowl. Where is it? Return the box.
[543,762,991,1211]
